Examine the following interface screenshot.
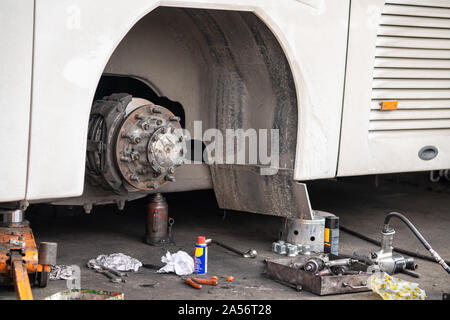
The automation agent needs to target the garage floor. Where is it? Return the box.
[0,175,449,300]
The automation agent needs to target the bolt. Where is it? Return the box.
[130,152,140,161]
[83,204,93,214]
[121,133,131,139]
[371,252,378,259]
[130,175,139,182]
[135,114,145,120]
[142,123,150,130]
[138,168,147,175]
[156,120,163,126]
[170,116,180,122]
[146,183,158,189]
[116,200,126,211]
[168,167,175,174]
[133,136,141,144]
[153,108,162,114]
[165,175,176,182]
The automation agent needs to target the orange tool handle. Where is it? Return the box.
[12,261,33,300]
[192,278,218,286]
[185,278,202,289]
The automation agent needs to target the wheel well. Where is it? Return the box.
[87,7,299,216]
[100,7,298,169]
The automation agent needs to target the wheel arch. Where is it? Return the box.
[26,2,311,201]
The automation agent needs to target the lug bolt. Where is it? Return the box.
[121,133,131,139]
[146,183,158,189]
[165,175,176,182]
[133,137,141,144]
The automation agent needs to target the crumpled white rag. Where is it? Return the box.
[157,251,194,276]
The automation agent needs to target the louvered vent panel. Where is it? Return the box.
[370,0,450,133]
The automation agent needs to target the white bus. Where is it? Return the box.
[1,0,449,217]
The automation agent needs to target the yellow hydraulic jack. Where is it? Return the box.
[0,209,57,300]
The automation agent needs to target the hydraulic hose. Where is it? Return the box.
[383,212,450,274]
[341,218,450,274]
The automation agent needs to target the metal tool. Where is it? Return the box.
[367,213,423,277]
[304,257,326,273]
[266,254,371,296]
[0,209,57,300]
[145,193,175,245]
[206,239,257,258]
[331,265,363,276]
[96,269,126,283]
[304,257,357,274]
[100,266,127,277]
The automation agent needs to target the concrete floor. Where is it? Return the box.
[0,175,449,300]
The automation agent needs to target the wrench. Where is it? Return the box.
[100,266,127,277]
[206,239,257,258]
[96,269,126,283]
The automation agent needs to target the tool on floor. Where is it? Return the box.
[194,236,208,274]
[0,208,58,300]
[266,254,370,296]
[101,266,128,277]
[145,193,174,246]
[304,256,358,275]
[96,269,126,283]
[272,241,311,256]
[277,184,330,253]
[206,239,257,259]
[363,212,450,278]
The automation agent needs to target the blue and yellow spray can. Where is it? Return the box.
[194,236,208,274]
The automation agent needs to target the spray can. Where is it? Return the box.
[194,236,208,274]
[324,216,339,255]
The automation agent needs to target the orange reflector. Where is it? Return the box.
[381,101,398,111]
